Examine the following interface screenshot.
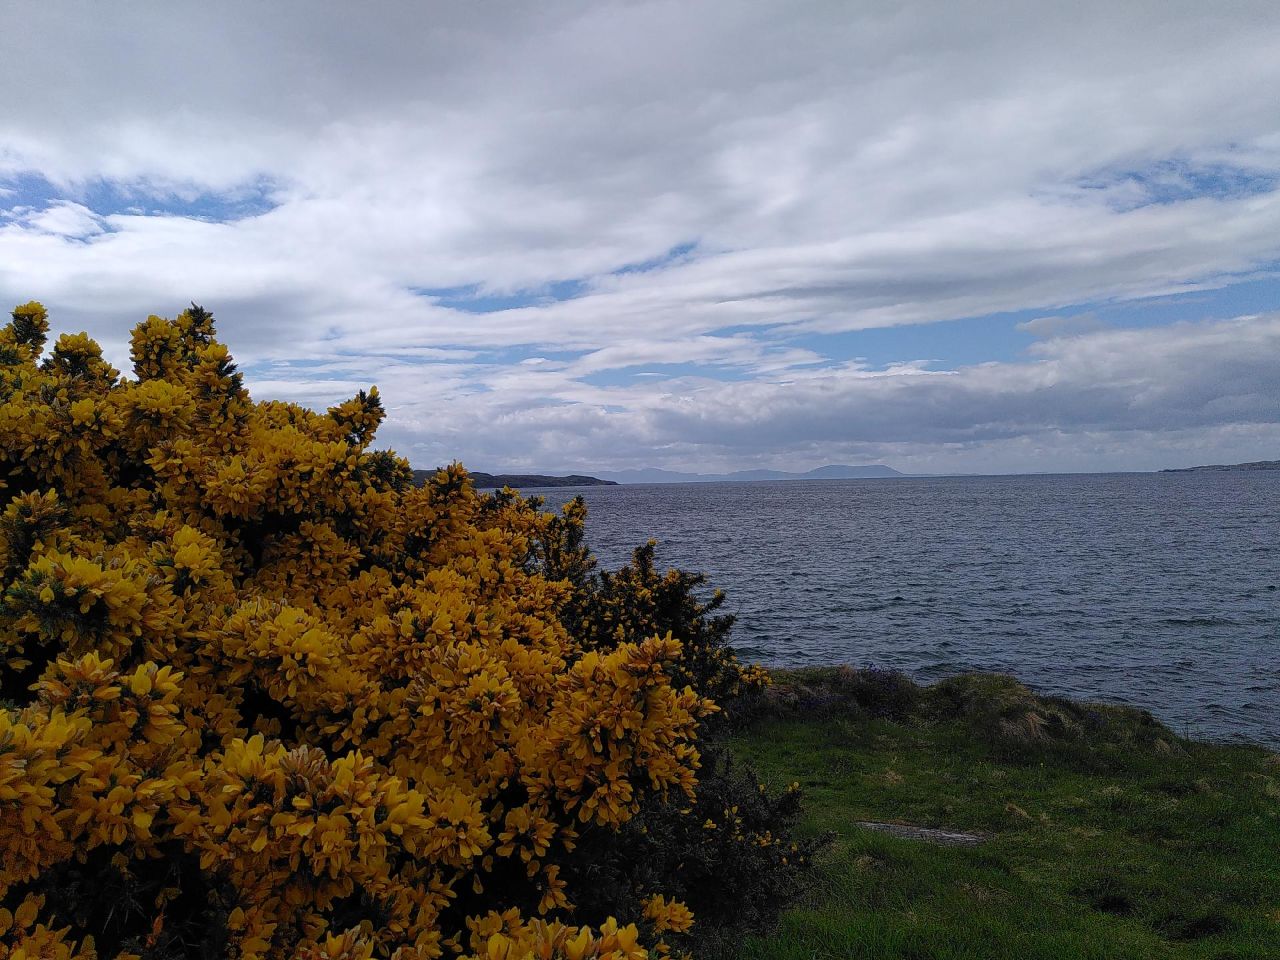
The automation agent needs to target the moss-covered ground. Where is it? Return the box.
[728,668,1280,959]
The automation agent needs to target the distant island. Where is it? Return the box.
[411,463,904,487]
[597,464,904,484]
[1161,459,1280,473]
[412,469,616,489]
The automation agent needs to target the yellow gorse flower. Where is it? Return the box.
[0,303,743,960]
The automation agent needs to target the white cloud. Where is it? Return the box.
[1,1,1279,471]
[6,202,106,239]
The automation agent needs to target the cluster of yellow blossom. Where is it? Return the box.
[464,910,650,960]
[0,303,726,959]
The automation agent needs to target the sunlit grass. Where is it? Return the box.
[729,670,1280,959]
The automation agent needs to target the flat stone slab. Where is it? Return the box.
[854,821,987,846]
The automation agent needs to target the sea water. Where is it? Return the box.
[559,472,1279,745]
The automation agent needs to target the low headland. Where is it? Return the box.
[729,667,1280,959]
[1161,459,1280,472]
[413,464,904,486]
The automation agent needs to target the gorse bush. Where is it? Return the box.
[0,304,817,960]
[560,540,770,714]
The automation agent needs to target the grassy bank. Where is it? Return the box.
[727,668,1280,959]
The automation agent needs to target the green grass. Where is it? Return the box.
[727,669,1280,959]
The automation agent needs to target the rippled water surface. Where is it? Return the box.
[560,473,1279,745]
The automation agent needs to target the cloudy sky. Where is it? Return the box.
[3,1,1280,474]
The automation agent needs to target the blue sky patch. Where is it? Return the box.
[780,311,1042,370]
[0,171,279,221]
[769,270,1280,371]
[611,241,698,276]
[415,242,698,314]
[417,278,590,313]
[1074,156,1278,211]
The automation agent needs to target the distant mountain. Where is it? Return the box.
[1161,460,1280,473]
[598,468,707,484]
[598,464,904,484]
[412,470,616,489]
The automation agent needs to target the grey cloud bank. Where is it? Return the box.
[2,1,1279,473]
[367,314,1280,476]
